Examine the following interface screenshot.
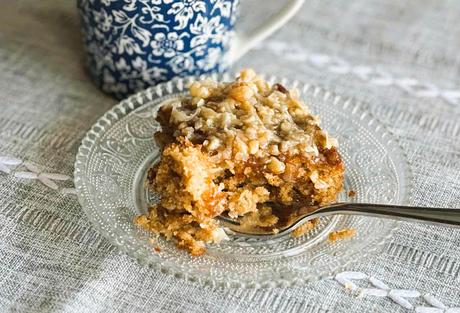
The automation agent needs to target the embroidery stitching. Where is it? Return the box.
[259,41,460,106]
[0,156,76,195]
[335,271,460,312]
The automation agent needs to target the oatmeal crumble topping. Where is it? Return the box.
[136,69,345,255]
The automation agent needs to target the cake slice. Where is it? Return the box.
[136,69,344,255]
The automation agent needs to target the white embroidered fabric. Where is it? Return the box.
[0,0,459,312]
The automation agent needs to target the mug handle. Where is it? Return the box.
[227,0,305,64]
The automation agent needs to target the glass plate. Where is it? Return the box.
[74,73,412,288]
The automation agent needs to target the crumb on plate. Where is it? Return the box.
[328,228,356,242]
[348,190,356,197]
[292,218,319,237]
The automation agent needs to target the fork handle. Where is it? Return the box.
[317,203,460,227]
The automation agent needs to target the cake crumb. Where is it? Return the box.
[328,228,356,242]
[348,190,356,197]
[292,219,319,237]
[154,246,161,252]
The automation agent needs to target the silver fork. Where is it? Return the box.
[218,202,460,236]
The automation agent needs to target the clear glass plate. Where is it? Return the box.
[74,73,412,288]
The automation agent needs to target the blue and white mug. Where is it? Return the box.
[77,0,304,99]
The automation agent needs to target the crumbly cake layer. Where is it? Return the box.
[136,69,345,255]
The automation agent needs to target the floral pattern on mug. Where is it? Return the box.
[151,32,185,58]
[78,0,239,99]
[168,0,207,30]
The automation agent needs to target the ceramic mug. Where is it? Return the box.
[77,0,304,99]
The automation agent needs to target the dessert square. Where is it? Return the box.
[136,69,344,255]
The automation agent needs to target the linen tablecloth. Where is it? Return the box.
[1,0,459,312]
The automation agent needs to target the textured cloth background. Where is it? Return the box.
[1,0,460,312]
